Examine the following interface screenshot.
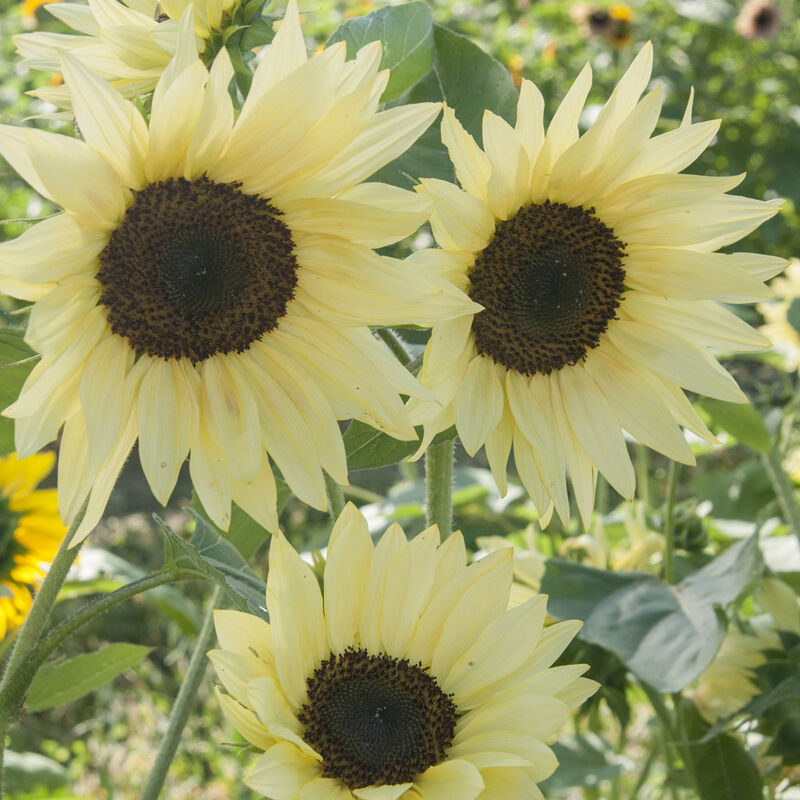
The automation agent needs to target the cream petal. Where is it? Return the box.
[512,432,555,522]
[249,0,307,100]
[245,742,320,799]
[325,503,373,654]
[0,275,52,301]
[300,778,354,800]
[189,423,232,530]
[267,534,328,710]
[483,395,514,497]
[478,767,546,799]
[440,105,491,202]
[56,409,91,523]
[208,649,271,706]
[515,79,545,181]
[45,2,99,34]
[0,213,106,284]
[731,252,787,282]
[457,694,570,742]
[246,675,303,736]
[450,731,556,774]
[521,620,584,676]
[353,784,412,800]
[530,63,592,203]
[414,760,483,800]
[149,5,198,98]
[0,124,52,199]
[433,530,467,587]
[59,50,147,189]
[453,356,504,456]
[417,178,495,252]
[215,687,274,751]
[230,455,280,535]
[137,358,195,505]
[213,608,273,667]
[482,110,530,220]
[25,128,130,228]
[80,334,135,475]
[556,365,635,500]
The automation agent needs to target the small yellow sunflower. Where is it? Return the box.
[209,504,597,799]
[0,1,476,544]
[0,451,67,641]
[410,43,785,526]
[16,0,240,105]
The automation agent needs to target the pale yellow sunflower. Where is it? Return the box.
[209,504,597,799]
[16,0,239,105]
[758,258,800,371]
[410,43,785,526]
[0,451,67,641]
[0,1,476,544]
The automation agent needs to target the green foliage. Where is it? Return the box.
[4,751,67,795]
[26,644,153,713]
[697,398,772,452]
[0,325,36,455]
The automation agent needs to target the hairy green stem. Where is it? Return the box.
[425,438,454,539]
[762,447,800,544]
[139,585,222,800]
[324,472,345,520]
[663,461,680,585]
[0,509,84,799]
[375,327,412,366]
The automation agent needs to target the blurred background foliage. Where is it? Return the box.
[1,0,799,798]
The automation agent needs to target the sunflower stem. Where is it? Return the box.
[762,447,800,545]
[425,438,454,538]
[634,443,652,506]
[662,461,680,585]
[0,508,84,799]
[139,585,222,800]
[375,327,411,366]
[324,472,346,520]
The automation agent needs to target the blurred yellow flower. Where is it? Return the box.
[476,524,546,605]
[758,259,800,371]
[0,452,67,641]
[19,0,60,29]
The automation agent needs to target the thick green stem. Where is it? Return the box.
[634,443,652,506]
[425,438,454,539]
[663,461,680,585]
[762,447,800,544]
[139,585,222,800]
[324,472,345,520]
[0,510,84,799]
[375,327,411,366]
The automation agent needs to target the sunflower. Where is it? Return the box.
[409,43,785,526]
[758,258,800,371]
[209,503,597,799]
[0,1,476,544]
[0,452,67,641]
[15,0,240,106]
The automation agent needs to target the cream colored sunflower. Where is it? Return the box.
[0,1,476,544]
[16,0,239,105]
[209,503,597,799]
[758,258,800,371]
[0,452,67,641]
[410,43,785,526]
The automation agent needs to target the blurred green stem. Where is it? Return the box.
[762,447,800,544]
[375,327,411,366]
[634,443,652,506]
[324,472,345,520]
[663,461,680,585]
[0,509,84,799]
[425,438,454,539]
[139,585,222,800]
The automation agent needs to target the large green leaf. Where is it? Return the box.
[541,536,763,692]
[159,512,267,619]
[0,327,37,455]
[343,422,457,471]
[541,733,629,791]
[697,398,771,453]
[26,643,152,712]
[4,751,67,794]
[681,699,764,800]
[327,2,434,102]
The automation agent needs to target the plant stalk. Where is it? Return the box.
[425,438,454,539]
[663,461,680,585]
[139,585,222,800]
[375,327,411,366]
[762,447,800,545]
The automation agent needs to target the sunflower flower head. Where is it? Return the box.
[410,43,785,528]
[15,0,244,105]
[209,504,597,799]
[0,451,67,641]
[0,1,476,544]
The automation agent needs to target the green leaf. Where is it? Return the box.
[26,643,152,712]
[541,536,763,692]
[327,2,434,102]
[541,733,628,790]
[343,422,457,471]
[681,699,764,800]
[4,751,67,794]
[786,297,800,335]
[159,513,267,619]
[0,327,37,456]
[697,398,771,452]
[408,24,518,140]
[238,16,277,49]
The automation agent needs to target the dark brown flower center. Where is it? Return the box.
[468,201,626,376]
[96,177,298,363]
[299,648,457,789]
